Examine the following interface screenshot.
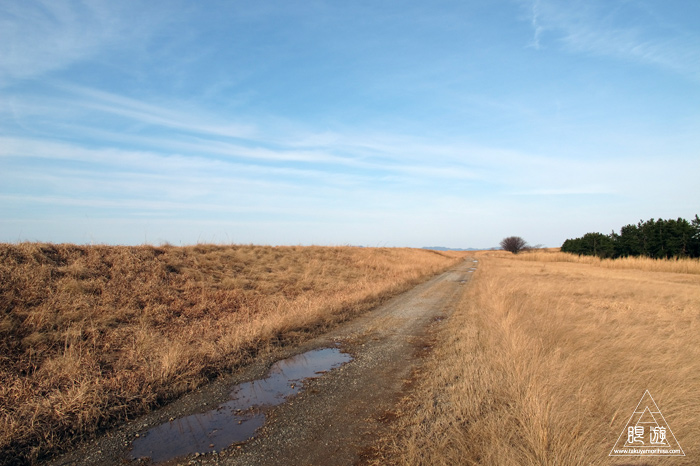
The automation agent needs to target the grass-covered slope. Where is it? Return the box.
[0,243,464,465]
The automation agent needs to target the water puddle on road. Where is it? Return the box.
[129,347,353,463]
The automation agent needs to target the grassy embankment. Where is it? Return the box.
[0,243,465,465]
[372,250,700,465]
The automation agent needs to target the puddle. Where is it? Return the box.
[129,347,353,463]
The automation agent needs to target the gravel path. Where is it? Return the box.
[49,258,475,466]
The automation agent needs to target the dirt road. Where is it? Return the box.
[50,258,476,466]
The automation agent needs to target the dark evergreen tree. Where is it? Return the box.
[561,232,614,258]
[615,223,641,257]
[691,215,700,257]
[561,215,700,259]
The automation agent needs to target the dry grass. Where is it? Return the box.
[371,251,700,465]
[512,249,700,274]
[0,243,464,465]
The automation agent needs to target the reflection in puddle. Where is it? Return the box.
[130,348,352,463]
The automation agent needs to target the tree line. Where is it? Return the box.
[561,215,700,259]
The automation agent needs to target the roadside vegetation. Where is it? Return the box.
[371,249,700,465]
[512,249,700,274]
[0,243,464,465]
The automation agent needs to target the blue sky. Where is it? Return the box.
[1,0,698,248]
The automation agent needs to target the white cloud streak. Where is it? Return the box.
[524,0,700,80]
[529,0,543,49]
[3,75,697,228]
[0,1,156,85]
[55,84,258,140]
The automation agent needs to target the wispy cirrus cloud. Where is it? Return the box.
[4,78,696,210]
[0,136,369,191]
[528,0,543,49]
[0,1,170,85]
[522,0,700,80]
[54,84,258,140]
[2,84,490,178]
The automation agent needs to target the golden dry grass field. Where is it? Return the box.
[0,243,464,465]
[372,250,700,465]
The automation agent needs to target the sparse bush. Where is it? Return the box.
[500,236,529,254]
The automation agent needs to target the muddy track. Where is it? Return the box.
[49,258,477,466]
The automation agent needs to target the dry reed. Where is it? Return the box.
[0,243,464,465]
[511,249,700,274]
[371,252,700,465]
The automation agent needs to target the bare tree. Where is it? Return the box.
[500,236,529,254]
